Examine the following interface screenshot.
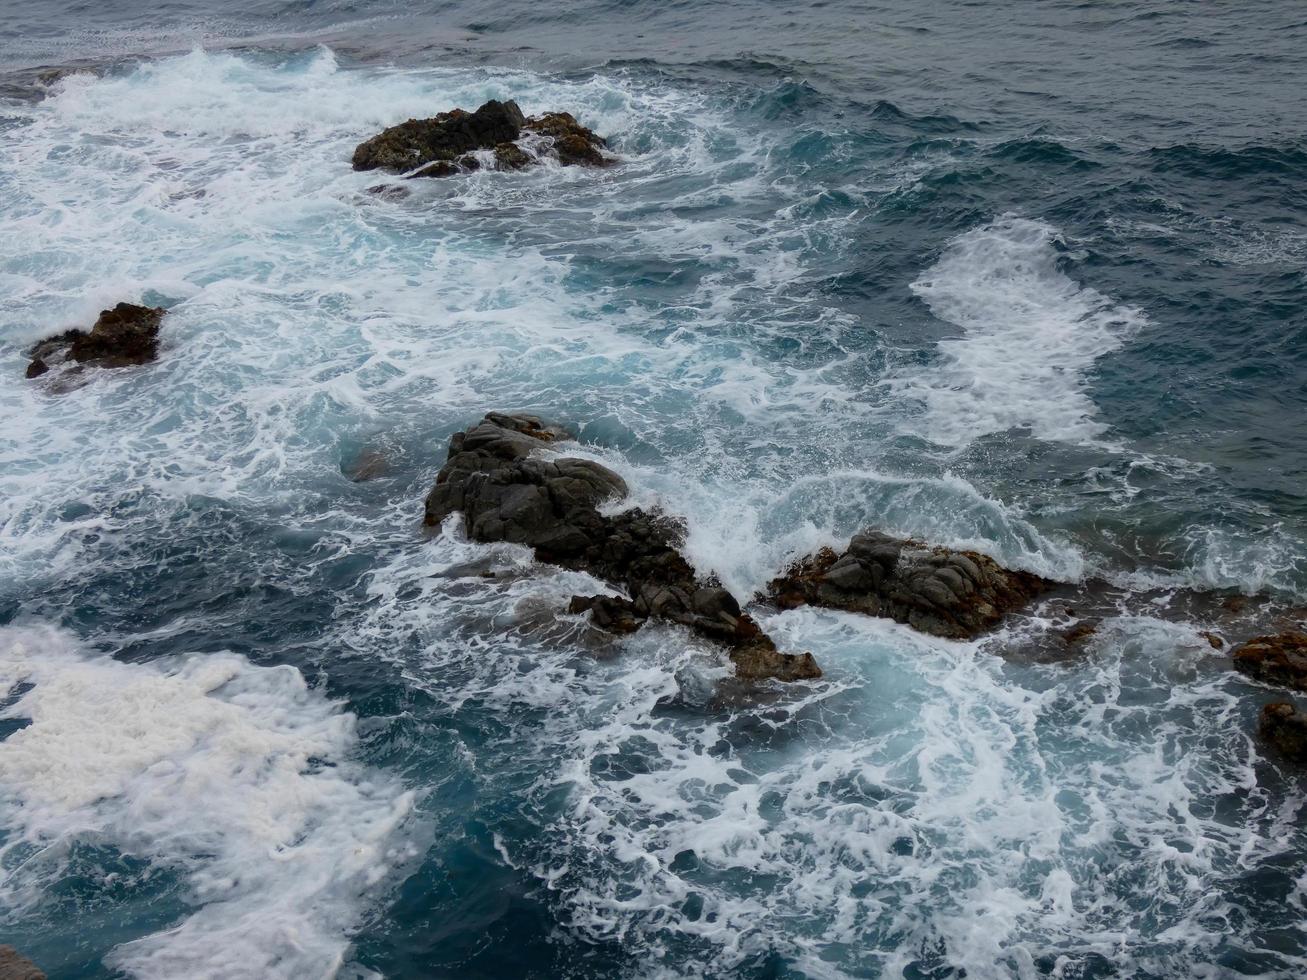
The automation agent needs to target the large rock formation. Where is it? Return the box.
[352,99,608,179]
[424,413,820,682]
[0,946,45,980]
[1232,632,1307,691]
[1259,702,1307,761]
[25,302,166,378]
[766,530,1049,640]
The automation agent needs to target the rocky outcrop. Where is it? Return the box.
[1232,633,1307,691]
[1259,702,1307,761]
[352,99,609,179]
[767,531,1049,640]
[424,413,819,682]
[0,946,45,980]
[25,302,165,378]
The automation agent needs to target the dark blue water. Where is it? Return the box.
[1,2,1305,978]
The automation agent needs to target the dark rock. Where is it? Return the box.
[0,946,45,980]
[768,531,1049,640]
[24,303,165,378]
[426,413,819,682]
[344,447,389,482]
[1259,702,1307,761]
[366,183,411,200]
[352,99,609,179]
[1232,633,1307,691]
[1061,620,1099,644]
[568,594,645,634]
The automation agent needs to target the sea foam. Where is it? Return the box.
[0,625,415,979]
[898,216,1147,448]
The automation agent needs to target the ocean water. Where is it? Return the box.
[1,1,1305,977]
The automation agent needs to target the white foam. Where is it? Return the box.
[0,625,415,979]
[494,608,1306,977]
[897,216,1147,447]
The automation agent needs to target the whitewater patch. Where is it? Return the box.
[496,609,1305,978]
[0,625,416,979]
[896,216,1147,448]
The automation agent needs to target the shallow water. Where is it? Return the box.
[1,2,1305,977]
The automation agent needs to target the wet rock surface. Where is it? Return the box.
[1232,632,1307,691]
[767,530,1050,640]
[425,413,820,682]
[0,947,45,980]
[1259,702,1307,761]
[352,99,609,179]
[25,302,165,378]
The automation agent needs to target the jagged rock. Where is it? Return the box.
[425,413,819,682]
[24,303,165,378]
[1259,702,1307,761]
[352,99,609,179]
[0,946,45,980]
[1232,633,1307,691]
[767,530,1049,640]
[568,594,644,634]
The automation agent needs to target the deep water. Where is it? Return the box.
[1,2,1306,978]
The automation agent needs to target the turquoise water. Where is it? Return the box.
[1,3,1306,977]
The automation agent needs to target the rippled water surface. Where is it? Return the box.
[1,2,1305,978]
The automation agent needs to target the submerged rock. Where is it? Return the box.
[767,530,1049,640]
[0,946,45,980]
[425,413,820,682]
[1232,632,1307,691]
[1259,702,1307,761]
[1061,619,1099,645]
[352,99,609,179]
[24,302,166,378]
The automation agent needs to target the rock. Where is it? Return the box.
[1200,631,1225,650]
[426,413,819,682]
[0,946,45,980]
[768,531,1048,640]
[352,99,609,179]
[1232,633,1307,691]
[1061,620,1099,644]
[344,447,390,482]
[24,302,165,378]
[568,594,644,634]
[1259,702,1307,761]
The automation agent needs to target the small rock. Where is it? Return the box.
[569,594,645,634]
[1061,620,1099,644]
[344,447,390,482]
[1259,702,1307,761]
[24,302,166,378]
[1232,633,1307,691]
[1200,631,1225,650]
[352,99,609,179]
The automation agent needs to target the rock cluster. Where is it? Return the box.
[1259,702,1307,761]
[1232,632,1307,691]
[25,302,165,378]
[352,99,608,179]
[424,413,820,682]
[0,946,45,980]
[766,531,1049,640]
